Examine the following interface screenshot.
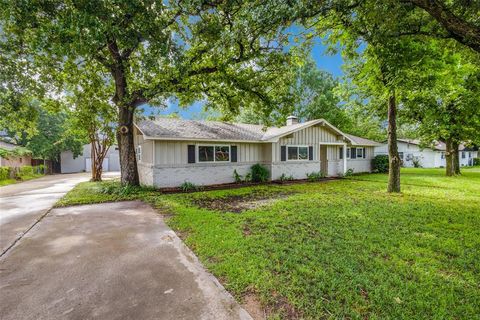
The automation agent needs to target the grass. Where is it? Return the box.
[0,173,44,187]
[58,168,480,319]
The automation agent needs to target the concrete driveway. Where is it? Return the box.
[0,199,251,319]
[0,173,91,254]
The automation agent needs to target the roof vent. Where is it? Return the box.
[286,115,299,126]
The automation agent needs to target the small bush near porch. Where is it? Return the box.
[59,168,480,319]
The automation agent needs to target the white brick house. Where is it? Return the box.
[134,116,380,187]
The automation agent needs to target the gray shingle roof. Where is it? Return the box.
[136,118,267,141]
[136,117,378,145]
[345,134,381,146]
[0,141,17,150]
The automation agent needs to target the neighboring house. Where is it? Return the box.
[374,139,479,168]
[133,116,380,187]
[60,143,120,173]
[0,141,32,168]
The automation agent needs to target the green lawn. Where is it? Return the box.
[0,173,44,187]
[58,168,480,319]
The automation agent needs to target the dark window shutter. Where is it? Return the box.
[281,146,286,161]
[363,147,366,159]
[351,148,357,159]
[187,145,195,163]
[339,146,343,159]
[231,146,237,162]
[309,146,313,160]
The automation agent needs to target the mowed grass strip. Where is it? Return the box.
[58,168,480,319]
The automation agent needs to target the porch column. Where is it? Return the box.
[343,144,347,174]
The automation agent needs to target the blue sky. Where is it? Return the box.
[143,38,344,119]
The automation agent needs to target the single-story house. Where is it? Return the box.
[133,116,380,187]
[0,141,32,168]
[374,139,478,168]
[60,143,120,173]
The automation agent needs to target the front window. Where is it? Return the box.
[356,148,363,158]
[399,152,404,160]
[198,145,230,162]
[462,152,466,159]
[287,146,309,161]
[441,152,445,159]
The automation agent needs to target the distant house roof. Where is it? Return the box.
[396,139,472,151]
[136,117,379,146]
[0,141,18,151]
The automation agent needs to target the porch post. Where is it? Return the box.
[343,143,347,175]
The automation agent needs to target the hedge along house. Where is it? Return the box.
[134,116,380,187]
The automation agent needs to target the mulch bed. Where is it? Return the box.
[191,190,295,213]
[157,177,341,194]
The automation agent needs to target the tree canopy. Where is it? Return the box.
[1,0,308,185]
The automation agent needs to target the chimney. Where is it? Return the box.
[286,115,299,126]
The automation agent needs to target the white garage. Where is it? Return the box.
[61,144,120,173]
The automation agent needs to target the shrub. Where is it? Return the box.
[250,163,269,182]
[279,173,294,182]
[233,169,243,183]
[473,158,480,166]
[34,164,45,174]
[18,166,34,177]
[306,171,325,181]
[244,172,252,182]
[180,181,200,192]
[412,156,422,168]
[372,155,389,173]
[0,166,10,180]
[343,168,354,177]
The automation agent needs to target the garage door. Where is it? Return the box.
[85,158,109,172]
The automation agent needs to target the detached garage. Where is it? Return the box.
[60,144,120,173]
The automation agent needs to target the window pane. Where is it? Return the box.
[299,147,308,160]
[198,146,214,162]
[287,146,298,160]
[215,146,230,161]
[357,148,363,158]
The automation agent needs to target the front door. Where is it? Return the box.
[319,145,328,175]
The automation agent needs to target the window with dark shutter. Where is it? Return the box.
[363,147,366,159]
[231,146,237,162]
[187,145,195,163]
[281,146,286,161]
[339,146,343,159]
[309,146,313,160]
[351,148,357,159]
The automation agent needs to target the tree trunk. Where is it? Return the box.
[453,141,460,175]
[445,138,454,176]
[117,105,139,186]
[387,92,401,193]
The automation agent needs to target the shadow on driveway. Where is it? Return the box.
[0,201,251,320]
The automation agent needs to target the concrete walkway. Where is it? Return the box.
[0,173,91,254]
[0,201,252,320]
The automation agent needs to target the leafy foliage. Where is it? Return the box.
[25,109,85,160]
[180,181,201,192]
[372,155,389,173]
[0,146,32,159]
[279,173,294,182]
[250,164,269,183]
[306,171,325,181]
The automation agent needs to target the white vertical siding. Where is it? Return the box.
[154,140,266,166]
